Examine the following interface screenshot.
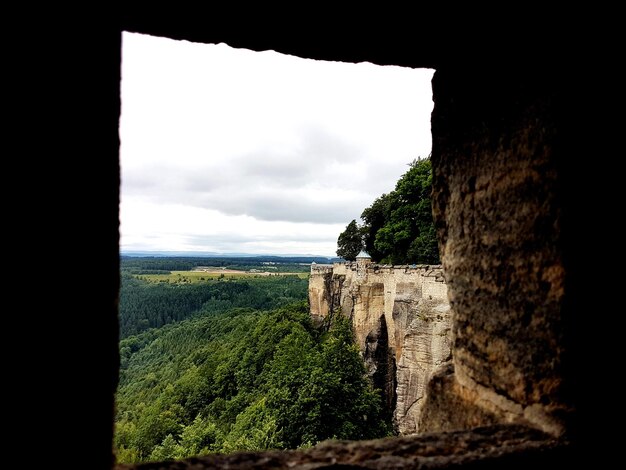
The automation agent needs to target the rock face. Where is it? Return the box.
[309,260,451,434]
[395,298,452,434]
[423,67,574,437]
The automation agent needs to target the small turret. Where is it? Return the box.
[356,250,371,279]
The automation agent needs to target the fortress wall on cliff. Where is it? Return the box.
[309,260,452,434]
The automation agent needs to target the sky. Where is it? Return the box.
[120,32,434,257]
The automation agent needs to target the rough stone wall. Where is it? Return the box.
[308,265,334,324]
[309,262,451,434]
[424,67,573,437]
[395,298,452,434]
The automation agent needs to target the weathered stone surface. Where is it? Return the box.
[115,424,570,469]
[345,281,386,354]
[425,67,573,436]
[395,299,452,434]
[308,265,341,324]
[419,364,500,433]
[309,261,451,433]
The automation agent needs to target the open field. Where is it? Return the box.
[192,267,255,274]
[135,270,309,284]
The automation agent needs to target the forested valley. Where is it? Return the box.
[119,271,308,338]
[115,259,392,464]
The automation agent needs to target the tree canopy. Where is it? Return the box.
[119,273,308,338]
[337,157,440,265]
[115,301,392,463]
[336,219,363,261]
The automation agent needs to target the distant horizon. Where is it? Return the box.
[120,249,340,259]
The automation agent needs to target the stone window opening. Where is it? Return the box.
[71,20,582,470]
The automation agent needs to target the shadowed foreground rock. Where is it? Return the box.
[115,424,570,469]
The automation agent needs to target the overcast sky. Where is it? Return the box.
[120,32,434,257]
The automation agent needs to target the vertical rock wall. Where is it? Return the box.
[423,67,572,437]
[309,262,451,434]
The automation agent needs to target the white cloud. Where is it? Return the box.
[120,32,434,256]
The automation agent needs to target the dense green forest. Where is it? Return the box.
[119,273,308,338]
[116,273,392,464]
[337,157,440,264]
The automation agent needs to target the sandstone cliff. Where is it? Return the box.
[309,258,451,434]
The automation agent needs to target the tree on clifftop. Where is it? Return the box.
[372,158,439,264]
[336,219,363,261]
[336,157,440,265]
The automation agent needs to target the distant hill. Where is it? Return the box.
[120,252,340,264]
